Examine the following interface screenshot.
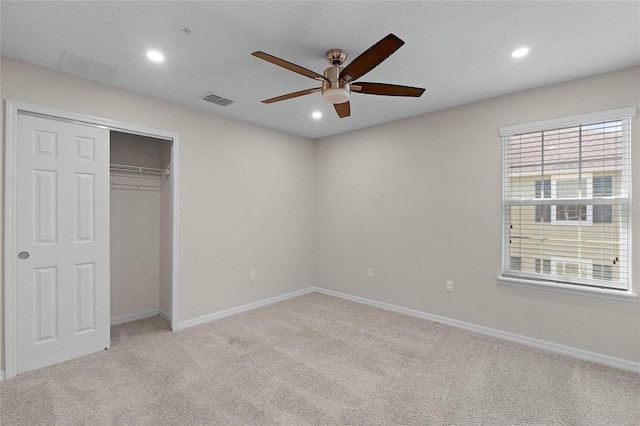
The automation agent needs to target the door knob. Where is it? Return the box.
[17,251,29,260]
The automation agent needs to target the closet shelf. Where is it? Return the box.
[110,163,170,191]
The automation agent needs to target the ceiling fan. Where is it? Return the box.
[252,33,425,118]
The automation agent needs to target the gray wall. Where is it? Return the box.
[110,132,171,169]
[315,66,640,362]
[1,56,638,372]
[159,175,172,316]
[110,188,160,320]
[0,57,317,369]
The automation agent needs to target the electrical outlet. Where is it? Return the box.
[250,270,256,281]
[368,268,374,278]
[446,280,454,292]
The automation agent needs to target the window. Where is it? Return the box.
[535,258,551,274]
[536,175,613,225]
[534,180,551,222]
[500,107,634,292]
[552,175,590,224]
[552,258,591,279]
[593,176,612,223]
[593,264,613,281]
[510,256,522,271]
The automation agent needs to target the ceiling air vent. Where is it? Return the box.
[201,92,235,107]
[60,50,118,81]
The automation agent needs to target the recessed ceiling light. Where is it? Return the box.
[510,47,530,59]
[147,50,165,63]
[312,111,322,119]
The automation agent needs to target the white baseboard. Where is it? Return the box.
[5,287,634,380]
[312,287,640,374]
[158,310,171,322]
[111,310,167,326]
[161,285,639,373]
[177,287,314,330]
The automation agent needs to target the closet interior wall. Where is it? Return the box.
[110,131,172,323]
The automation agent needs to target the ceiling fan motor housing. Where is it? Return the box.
[321,66,351,104]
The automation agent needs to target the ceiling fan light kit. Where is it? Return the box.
[321,62,350,104]
[252,34,425,118]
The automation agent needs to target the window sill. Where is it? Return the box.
[497,276,638,302]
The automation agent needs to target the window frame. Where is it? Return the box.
[499,107,637,301]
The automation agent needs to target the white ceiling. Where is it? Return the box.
[2,1,639,139]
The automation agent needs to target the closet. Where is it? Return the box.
[110,131,172,324]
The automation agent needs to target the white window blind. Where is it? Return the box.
[501,108,635,291]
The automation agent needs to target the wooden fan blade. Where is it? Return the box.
[339,34,404,82]
[252,51,329,82]
[334,101,350,118]
[261,87,321,104]
[353,82,425,97]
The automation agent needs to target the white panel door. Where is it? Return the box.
[16,114,110,374]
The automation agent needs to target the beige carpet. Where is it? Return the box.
[1,292,639,425]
